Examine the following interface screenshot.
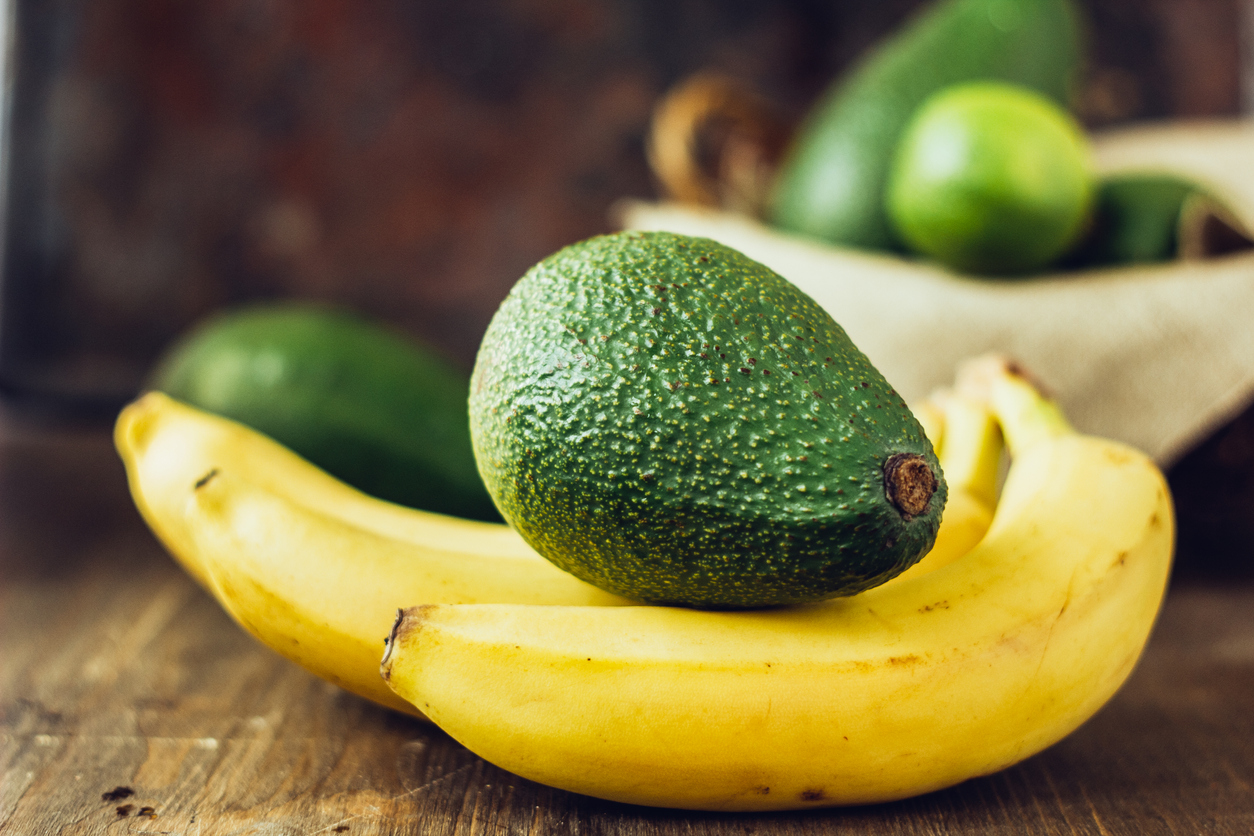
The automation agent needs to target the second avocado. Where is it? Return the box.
[470,232,946,608]
[152,305,500,522]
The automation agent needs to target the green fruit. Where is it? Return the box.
[886,81,1093,275]
[1065,173,1196,267]
[150,304,500,522]
[469,231,946,608]
[770,0,1083,251]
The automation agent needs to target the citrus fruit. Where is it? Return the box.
[886,80,1093,275]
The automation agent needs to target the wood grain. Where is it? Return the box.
[2,419,1252,835]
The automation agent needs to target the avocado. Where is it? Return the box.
[151,304,500,522]
[770,0,1084,251]
[1063,174,1196,267]
[470,231,945,608]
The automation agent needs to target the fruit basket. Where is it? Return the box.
[620,119,1254,470]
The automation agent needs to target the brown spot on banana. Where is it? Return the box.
[887,654,921,666]
[194,468,220,490]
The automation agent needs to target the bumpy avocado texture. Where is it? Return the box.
[470,232,946,608]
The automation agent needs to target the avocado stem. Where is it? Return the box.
[883,453,939,520]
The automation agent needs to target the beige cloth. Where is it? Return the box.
[618,120,1254,466]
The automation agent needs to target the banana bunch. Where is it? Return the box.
[381,359,1174,810]
[115,393,631,715]
[117,382,998,716]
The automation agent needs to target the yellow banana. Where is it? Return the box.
[114,388,996,715]
[116,392,542,586]
[887,389,1001,585]
[381,359,1174,810]
[911,396,945,455]
[115,393,630,714]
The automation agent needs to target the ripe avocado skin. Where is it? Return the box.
[151,304,501,522]
[470,232,946,608]
[770,0,1083,251]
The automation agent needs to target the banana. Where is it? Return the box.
[886,390,1000,585]
[115,389,997,715]
[912,396,945,455]
[116,392,542,586]
[380,358,1174,810]
[115,393,631,714]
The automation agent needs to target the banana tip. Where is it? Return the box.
[956,354,1051,401]
[380,608,405,680]
[382,606,433,681]
[114,392,164,459]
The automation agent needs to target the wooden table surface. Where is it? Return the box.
[2,414,1252,836]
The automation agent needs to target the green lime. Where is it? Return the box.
[886,81,1093,275]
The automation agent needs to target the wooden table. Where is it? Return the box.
[2,415,1252,836]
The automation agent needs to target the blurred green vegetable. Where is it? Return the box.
[150,304,500,522]
[1066,174,1196,267]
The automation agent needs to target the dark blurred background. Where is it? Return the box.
[0,0,1248,412]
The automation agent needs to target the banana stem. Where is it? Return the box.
[957,355,1072,459]
[988,372,1072,457]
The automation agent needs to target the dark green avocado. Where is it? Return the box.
[1062,173,1196,267]
[470,231,946,608]
[150,304,501,522]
